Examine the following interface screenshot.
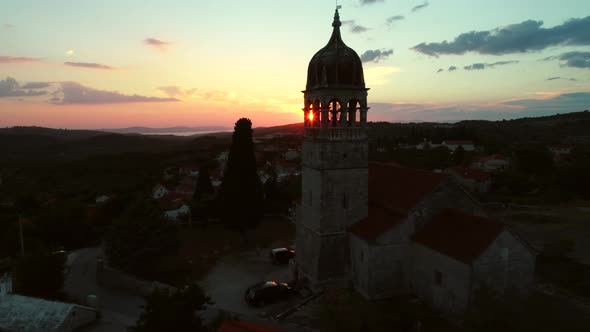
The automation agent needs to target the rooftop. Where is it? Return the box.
[412,209,506,264]
[0,294,75,332]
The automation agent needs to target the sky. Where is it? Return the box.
[1,0,589,129]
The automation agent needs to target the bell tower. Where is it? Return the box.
[295,8,369,287]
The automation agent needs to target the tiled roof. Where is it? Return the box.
[348,205,405,241]
[411,209,505,264]
[368,162,447,212]
[348,162,448,241]
[0,294,74,332]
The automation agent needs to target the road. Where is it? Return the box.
[63,247,144,332]
[199,249,316,331]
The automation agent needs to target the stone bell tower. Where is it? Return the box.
[295,8,369,287]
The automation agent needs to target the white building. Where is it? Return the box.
[0,275,97,332]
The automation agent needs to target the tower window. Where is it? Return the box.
[434,270,443,286]
[342,193,348,209]
[308,190,313,206]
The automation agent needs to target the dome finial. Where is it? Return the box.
[333,5,342,27]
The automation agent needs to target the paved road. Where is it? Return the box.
[63,247,144,332]
[199,249,315,331]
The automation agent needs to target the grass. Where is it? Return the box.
[177,217,295,280]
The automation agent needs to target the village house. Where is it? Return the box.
[442,140,476,152]
[470,154,510,172]
[547,144,573,161]
[293,9,535,314]
[151,184,169,200]
[446,166,492,193]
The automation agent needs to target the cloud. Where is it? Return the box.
[360,49,394,63]
[412,16,590,56]
[53,82,178,104]
[370,91,590,122]
[411,1,429,12]
[157,85,198,99]
[3,24,14,30]
[342,20,369,34]
[64,62,114,70]
[0,56,41,63]
[463,60,519,70]
[360,0,384,5]
[21,82,51,89]
[364,66,400,85]
[144,37,171,51]
[546,76,577,82]
[448,66,457,71]
[436,68,443,73]
[544,51,590,69]
[386,15,405,25]
[0,77,48,97]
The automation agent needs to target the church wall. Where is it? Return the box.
[472,230,536,293]
[367,243,405,299]
[349,234,370,299]
[410,182,483,233]
[302,167,368,234]
[408,243,472,313]
[295,223,319,282]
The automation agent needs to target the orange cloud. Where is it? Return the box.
[64,62,114,70]
[144,38,171,51]
[0,56,41,63]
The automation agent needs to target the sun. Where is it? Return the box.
[308,111,314,122]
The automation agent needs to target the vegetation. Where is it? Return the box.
[12,251,66,300]
[104,199,179,279]
[129,283,212,332]
[219,118,263,241]
[465,287,590,332]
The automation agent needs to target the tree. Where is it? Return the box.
[104,199,179,277]
[193,164,214,200]
[13,251,66,300]
[454,145,465,165]
[219,118,263,242]
[129,283,212,332]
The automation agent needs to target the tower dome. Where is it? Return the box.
[306,9,365,90]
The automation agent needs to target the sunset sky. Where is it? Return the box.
[1,0,589,129]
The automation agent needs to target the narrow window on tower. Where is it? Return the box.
[308,190,313,206]
[342,192,348,209]
[434,270,443,286]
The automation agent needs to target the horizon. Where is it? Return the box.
[1,0,590,129]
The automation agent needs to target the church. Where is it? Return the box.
[293,8,536,313]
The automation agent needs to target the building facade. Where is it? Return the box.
[294,9,535,313]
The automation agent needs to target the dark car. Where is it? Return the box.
[269,248,295,264]
[244,281,296,307]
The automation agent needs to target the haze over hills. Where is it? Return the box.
[100,126,231,135]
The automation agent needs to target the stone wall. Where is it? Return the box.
[408,243,472,313]
[472,230,536,293]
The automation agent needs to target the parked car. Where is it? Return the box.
[244,281,296,307]
[269,247,295,264]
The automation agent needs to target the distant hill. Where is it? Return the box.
[101,126,230,134]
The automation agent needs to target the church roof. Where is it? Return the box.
[368,162,447,212]
[348,162,448,241]
[306,9,365,90]
[411,209,506,264]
